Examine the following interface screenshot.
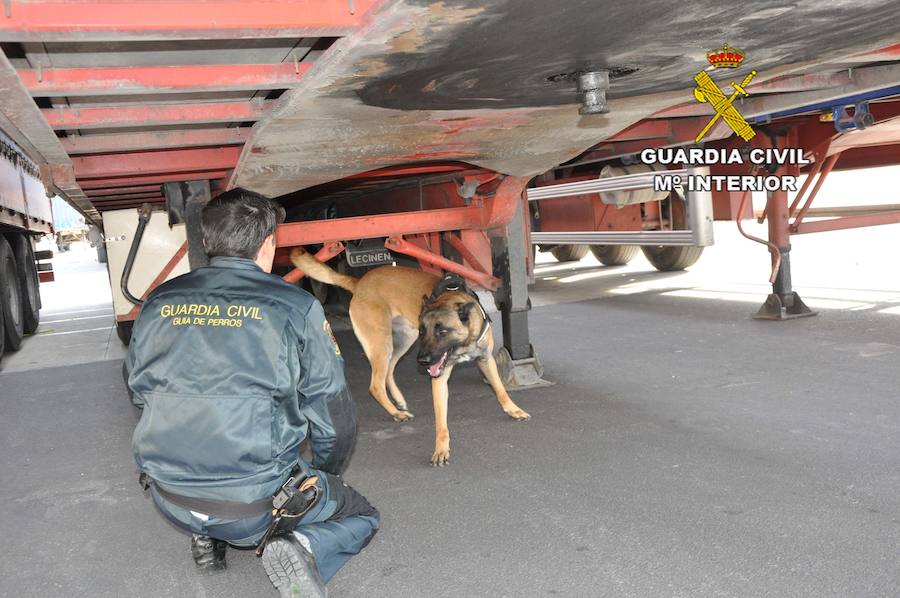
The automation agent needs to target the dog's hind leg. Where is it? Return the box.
[386,318,418,412]
[477,354,531,421]
[350,302,414,422]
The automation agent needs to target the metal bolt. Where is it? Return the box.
[577,70,610,115]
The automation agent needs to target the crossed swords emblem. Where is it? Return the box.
[693,69,757,142]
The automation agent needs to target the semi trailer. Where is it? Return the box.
[0,1,899,375]
[0,130,53,363]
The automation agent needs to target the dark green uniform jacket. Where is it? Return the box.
[127,256,355,504]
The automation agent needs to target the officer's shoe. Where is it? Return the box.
[261,533,327,598]
[190,533,227,572]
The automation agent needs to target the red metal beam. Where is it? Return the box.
[790,153,839,231]
[0,1,377,41]
[78,170,231,189]
[93,200,166,209]
[345,163,472,180]
[94,200,167,211]
[276,207,486,246]
[61,128,251,155]
[793,210,900,234]
[275,177,527,246]
[385,236,500,291]
[851,42,900,62]
[43,101,270,130]
[85,185,163,197]
[20,63,311,97]
[91,195,165,206]
[93,197,165,205]
[73,147,241,179]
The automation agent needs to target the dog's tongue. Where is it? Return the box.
[428,352,448,377]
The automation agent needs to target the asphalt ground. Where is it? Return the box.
[2,219,900,597]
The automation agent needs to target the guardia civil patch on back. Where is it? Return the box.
[324,319,341,356]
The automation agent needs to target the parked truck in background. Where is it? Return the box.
[0,130,54,363]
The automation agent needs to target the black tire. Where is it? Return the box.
[550,244,589,262]
[641,245,705,271]
[590,245,639,266]
[116,320,133,346]
[0,237,25,351]
[0,274,5,362]
[641,191,704,271]
[9,234,40,334]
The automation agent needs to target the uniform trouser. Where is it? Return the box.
[151,470,379,583]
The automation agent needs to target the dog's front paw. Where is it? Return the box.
[430,448,450,467]
[505,407,531,421]
[392,410,414,422]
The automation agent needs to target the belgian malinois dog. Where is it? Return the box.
[290,248,530,466]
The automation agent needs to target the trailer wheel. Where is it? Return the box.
[642,192,704,271]
[0,237,25,351]
[0,274,5,361]
[590,245,639,266]
[10,234,40,334]
[641,245,704,271]
[550,244,589,262]
[116,320,133,346]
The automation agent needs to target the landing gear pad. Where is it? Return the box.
[495,345,554,391]
[753,292,817,321]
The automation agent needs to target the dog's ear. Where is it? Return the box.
[422,295,431,311]
[457,302,475,324]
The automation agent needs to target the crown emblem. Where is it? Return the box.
[706,43,745,68]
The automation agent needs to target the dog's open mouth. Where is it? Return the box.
[426,352,449,378]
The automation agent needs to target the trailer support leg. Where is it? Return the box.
[491,196,552,390]
[754,182,815,320]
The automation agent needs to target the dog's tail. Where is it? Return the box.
[289,248,359,294]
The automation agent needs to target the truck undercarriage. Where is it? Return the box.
[1,0,900,358]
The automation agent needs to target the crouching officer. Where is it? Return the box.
[125,189,378,597]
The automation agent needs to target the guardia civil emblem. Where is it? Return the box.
[693,44,757,143]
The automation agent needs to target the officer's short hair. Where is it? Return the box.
[201,188,285,259]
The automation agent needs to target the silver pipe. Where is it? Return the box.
[532,231,697,246]
[526,169,687,201]
[685,166,715,247]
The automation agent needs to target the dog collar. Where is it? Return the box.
[474,300,491,345]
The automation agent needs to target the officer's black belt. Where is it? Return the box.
[143,474,273,519]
